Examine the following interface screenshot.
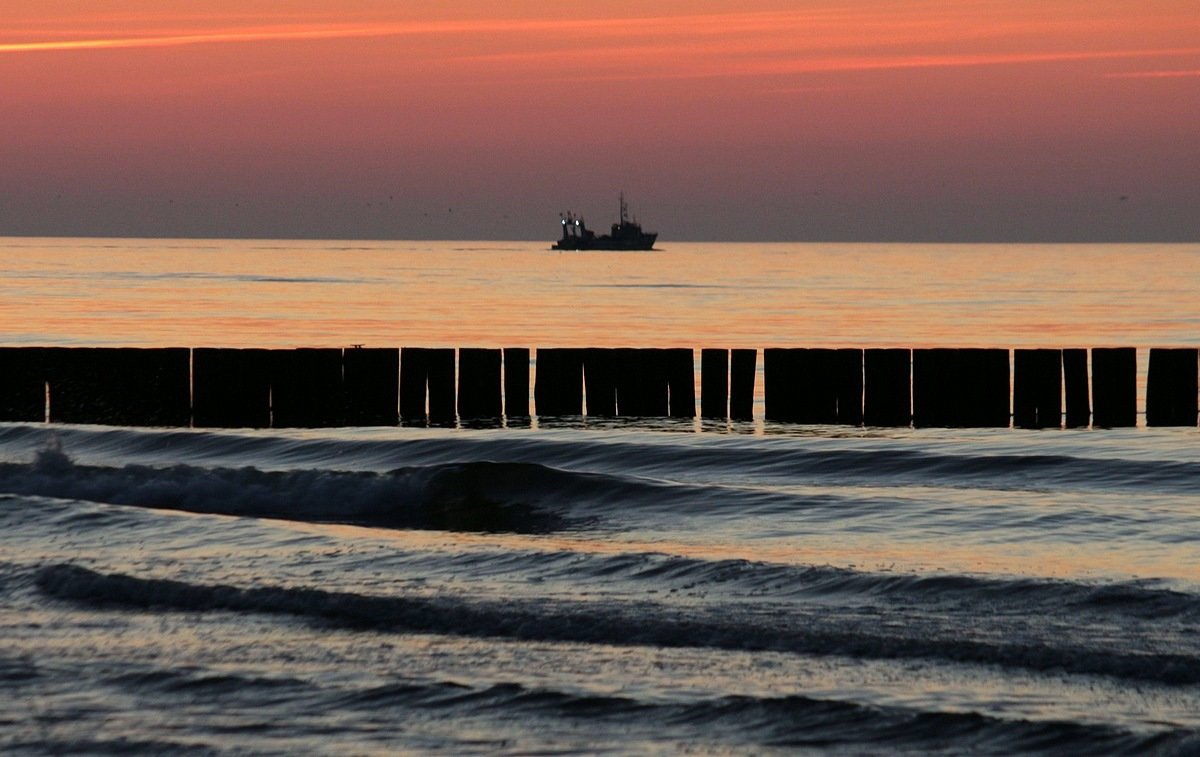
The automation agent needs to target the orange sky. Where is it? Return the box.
[1,1,1198,240]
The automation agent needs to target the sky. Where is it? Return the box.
[1,0,1198,241]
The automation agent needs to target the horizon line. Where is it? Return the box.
[1,233,1196,246]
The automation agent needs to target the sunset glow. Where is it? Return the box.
[2,1,1197,240]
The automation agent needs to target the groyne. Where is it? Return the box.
[0,346,1195,429]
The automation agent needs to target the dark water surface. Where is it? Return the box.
[1,239,1198,753]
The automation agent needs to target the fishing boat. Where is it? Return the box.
[553,193,657,250]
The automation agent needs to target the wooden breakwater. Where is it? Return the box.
[0,346,1196,429]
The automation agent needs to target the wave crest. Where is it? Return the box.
[36,564,1200,687]
[1,452,578,534]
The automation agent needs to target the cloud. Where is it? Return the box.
[448,46,1200,85]
[0,23,463,54]
[742,48,1200,76]
[5,9,1197,92]
[1104,69,1200,79]
[0,9,1114,56]
[0,13,788,54]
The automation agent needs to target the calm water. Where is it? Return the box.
[2,238,1197,349]
[1,238,1199,754]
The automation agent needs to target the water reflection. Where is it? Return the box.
[2,239,1196,350]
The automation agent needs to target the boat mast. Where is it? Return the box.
[619,192,628,226]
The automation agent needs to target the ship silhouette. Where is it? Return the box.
[553,193,657,250]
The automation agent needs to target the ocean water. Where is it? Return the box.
[1,238,1199,754]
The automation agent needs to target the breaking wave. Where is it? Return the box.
[0,447,589,534]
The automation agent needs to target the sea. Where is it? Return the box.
[1,238,1199,754]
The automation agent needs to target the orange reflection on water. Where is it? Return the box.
[2,239,1197,351]
[277,517,1200,588]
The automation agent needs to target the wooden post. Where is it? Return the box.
[913,348,1013,428]
[616,349,669,417]
[399,347,430,424]
[583,348,618,416]
[764,348,803,422]
[764,348,860,425]
[193,348,271,428]
[503,348,530,418]
[1062,348,1089,428]
[427,348,456,424]
[864,348,910,427]
[835,348,864,425]
[0,347,48,422]
[962,349,1010,428]
[458,348,502,420]
[270,348,344,428]
[534,348,584,416]
[730,348,756,421]
[700,348,729,419]
[1146,348,1199,426]
[799,349,839,423]
[613,348,644,416]
[1013,349,1062,429]
[344,347,399,426]
[912,348,955,427]
[665,348,696,418]
[1092,348,1136,427]
[642,349,670,416]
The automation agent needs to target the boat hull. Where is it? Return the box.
[553,233,657,251]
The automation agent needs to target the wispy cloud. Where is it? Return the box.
[0,9,1140,56]
[5,9,1197,92]
[0,13,801,54]
[0,26,394,54]
[740,47,1200,76]
[449,45,1200,85]
[1104,69,1200,79]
